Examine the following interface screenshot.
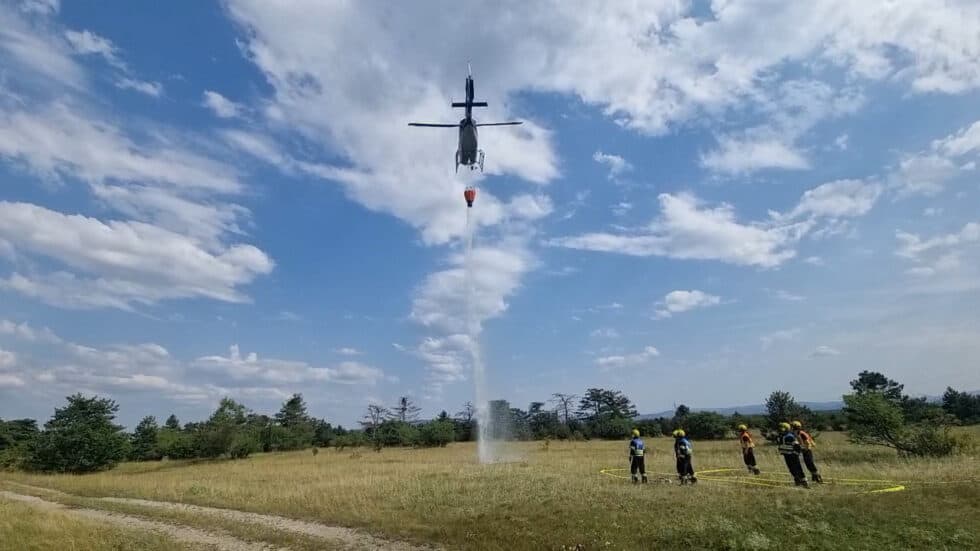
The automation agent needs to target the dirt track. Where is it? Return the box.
[1,490,276,551]
[2,483,438,551]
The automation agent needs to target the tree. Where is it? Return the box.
[577,388,637,422]
[390,396,422,423]
[274,394,315,450]
[942,387,980,424]
[419,420,455,447]
[130,416,161,461]
[312,419,335,447]
[844,389,959,457]
[682,411,728,440]
[361,404,389,451]
[454,402,476,442]
[674,404,691,418]
[763,391,811,442]
[25,394,129,473]
[0,418,39,469]
[164,414,181,431]
[850,371,904,404]
[194,398,258,459]
[550,393,578,426]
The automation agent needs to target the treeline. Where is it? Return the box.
[0,393,347,473]
[1,371,977,473]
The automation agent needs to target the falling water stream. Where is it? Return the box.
[464,206,495,464]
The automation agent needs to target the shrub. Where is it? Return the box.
[25,394,129,473]
[419,420,455,447]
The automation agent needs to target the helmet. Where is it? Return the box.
[791,420,803,429]
[737,424,748,431]
[779,422,791,431]
[632,429,640,437]
[673,429,686,438]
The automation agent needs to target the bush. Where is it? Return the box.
[419,420,455,447]
[25,394,129,473]
[844,392,960,457]
[157,428,196,459]
[901,424,959,458]
[682,411,728,440]
[228,431,261,459]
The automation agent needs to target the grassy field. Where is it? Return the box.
[0,495,187,551]
[2,430,979,550]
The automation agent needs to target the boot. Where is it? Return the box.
[641,475,648,484]
[752,467,761,475]
[689,475,698,485]
[679,476,686,485]
[812,473,823,484]
[632,475,638,484]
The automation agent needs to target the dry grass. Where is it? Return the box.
[2,430,978,550]
[0,495,188,551]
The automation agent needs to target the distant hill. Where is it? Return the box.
[637,400,844,420]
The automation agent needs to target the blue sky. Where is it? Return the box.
[1,0,979,428]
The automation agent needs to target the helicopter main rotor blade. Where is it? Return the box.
[408,123,459,128]
[475,122,523,126]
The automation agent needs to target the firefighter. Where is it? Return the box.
[628,428,648,484]
[792,420,823,483]
[777,422,808,487]
[737,424,761,475]
[672,429,697,484]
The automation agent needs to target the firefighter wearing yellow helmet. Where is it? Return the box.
[792,420,823,483]
[778,422,808,487]
[628,428,648,483]
[672,429,697,484]
[737,424,761,475]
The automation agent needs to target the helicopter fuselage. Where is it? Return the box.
[458,118,479,166]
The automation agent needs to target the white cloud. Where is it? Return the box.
[701,137,809,174]
[64,29,121,66]
[593,150,632,179]
[803,256,824,266]
[0,9,85,90]
[834,134,849,151]
[655,290,721,319]
[203,90,243,119]
[894,223,980,292]
[115,77,163,97]
[0,319,61,343]
[590,328,620,339]
[195,345,385,386]
[896,223,980,261]
[20,0,59,15]
[786,179,882,219]
[891,118,980,197]
[0,202,273,309]
[0,102,240,193]
[891,154,959,197]
[550,192,803,268]
[0,374,25,387]
[770,289,806,302]
[811,345,841,357]
[596,346,659,371]
[924,207,944,217]
[760,328,801,350]
[335,347,360,356]
[411,241,532,335]
[0,348,16,369]
[701,80,863,175]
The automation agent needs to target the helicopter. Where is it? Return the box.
[409,65,523,207]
